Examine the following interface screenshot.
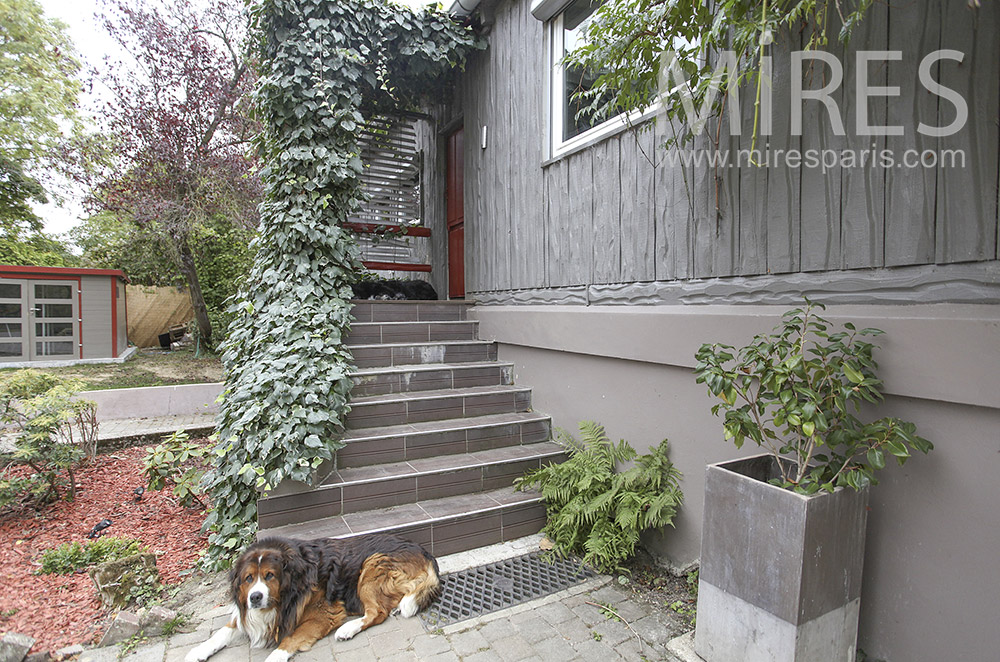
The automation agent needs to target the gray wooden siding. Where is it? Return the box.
[451,0,1000,300]
[81,275,113,359]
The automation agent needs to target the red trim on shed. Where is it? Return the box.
[362,261,433,273]
[0,265,128,280]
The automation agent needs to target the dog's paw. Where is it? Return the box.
[334,618,365,641]
[398,595,419,618]
[264,649,291,662]
[184,645,211,662]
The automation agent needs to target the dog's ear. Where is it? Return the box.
[276,542,318,641]
[229,558,248,624]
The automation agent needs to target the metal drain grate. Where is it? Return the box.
[421,551,596,628]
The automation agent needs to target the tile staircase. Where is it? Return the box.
[256,300,563,557]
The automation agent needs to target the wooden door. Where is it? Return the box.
[446,128,465,298]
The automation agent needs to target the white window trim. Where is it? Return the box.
[544,6,658,163]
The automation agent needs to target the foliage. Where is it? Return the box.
[37,536,149,575]
[565,0,880,148]
[78,0,260,348]
[694,299,933,495]
[0,370,98,511]
[515,421,683,574]
[143,430,209,508]
[0,0,83,255]
[201,0,480,570]
[71,211,255,333]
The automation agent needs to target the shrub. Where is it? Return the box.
[515,421,683,574]
[38,536,149,575]
[143,430,208,508]
[0,370,98,510]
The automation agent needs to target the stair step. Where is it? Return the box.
[351,340,497,369]
[335,411,551,468]
[346,385,532,429]
[258,443,565,529]
[346,320,479,346]
[351,300,471,322]
[257,486,546,557]
[351,361,512,397]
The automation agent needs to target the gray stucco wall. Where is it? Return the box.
[472,303,1000,662]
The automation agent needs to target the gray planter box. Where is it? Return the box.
[694,454,869,662]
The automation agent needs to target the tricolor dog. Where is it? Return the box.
[185,534,440,662]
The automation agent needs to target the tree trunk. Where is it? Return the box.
[176,236,213,347]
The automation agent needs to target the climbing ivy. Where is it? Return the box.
[201,0,479,569]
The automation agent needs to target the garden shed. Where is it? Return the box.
[0,265,129,364]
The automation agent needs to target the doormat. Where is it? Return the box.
[420,550,596,628]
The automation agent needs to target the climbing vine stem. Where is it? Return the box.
[200,0,480,570]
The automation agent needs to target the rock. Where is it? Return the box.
[88,553,160,610]
[539,537,555,551]
[138,605,178,635]
[0,633,35,662]
[98,611,141,647]
[24,652,52,662]
[52,645,84,661]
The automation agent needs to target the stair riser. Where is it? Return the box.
[258,455,563,530]
[346,321,478,346]
[336,418,551,468]
[351,365,513,397]
[351,342,497,369]
[353,501,547,558]
[351,302,468,322]
[347,390,532,429]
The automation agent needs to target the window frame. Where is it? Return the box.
[545,3,658,162]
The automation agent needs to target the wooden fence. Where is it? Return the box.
[126,285,193,348]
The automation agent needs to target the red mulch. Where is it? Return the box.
[0,443,209,653]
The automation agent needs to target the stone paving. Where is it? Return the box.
[96,414,216,443]
[85,579,688,662]
[77,535,693,662]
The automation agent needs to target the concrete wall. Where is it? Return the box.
[472,303,1000,662]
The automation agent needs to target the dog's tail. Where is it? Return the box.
[398,556,441,618]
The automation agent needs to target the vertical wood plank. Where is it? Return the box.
[620,128,656,281]
[935,0,1000,263]
[653,118,693,280]
[765,36,802,275]
[738,69,768,276]
[544,159,568,286]
[844,0,891,268]
[591,137,621,284]
[690,132,715,278]
[566,150,595,285]
[798,27,845,272]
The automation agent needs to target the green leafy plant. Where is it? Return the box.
[566,0,884,149]
[201,0,480,569]
[0,370,98,510]
[38,536,149,575]
[515,421,683,574]
[143,430,208,508]
[694,299,933,495]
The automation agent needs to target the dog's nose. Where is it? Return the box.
[249,591,263,607]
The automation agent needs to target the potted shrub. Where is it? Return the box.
[692,300,932,662]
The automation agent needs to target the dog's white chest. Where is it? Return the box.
[238,607,277,649]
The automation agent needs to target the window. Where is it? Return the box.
[545,0,662,160]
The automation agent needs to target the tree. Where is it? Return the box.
[85,0,260,347]
[0,0,82,262]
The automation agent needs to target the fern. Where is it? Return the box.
[515,421,683,574]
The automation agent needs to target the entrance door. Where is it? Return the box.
[446,128,465,298]
[0,280,29,361]
[29,281,77,360]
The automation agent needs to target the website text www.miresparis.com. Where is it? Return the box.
[661,145,967,174]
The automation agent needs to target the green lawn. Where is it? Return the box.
[0,346,224,391]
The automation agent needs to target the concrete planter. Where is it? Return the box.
[694,453,869,662]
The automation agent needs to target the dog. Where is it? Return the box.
[184,534,440,662]
[351,278,438,301]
